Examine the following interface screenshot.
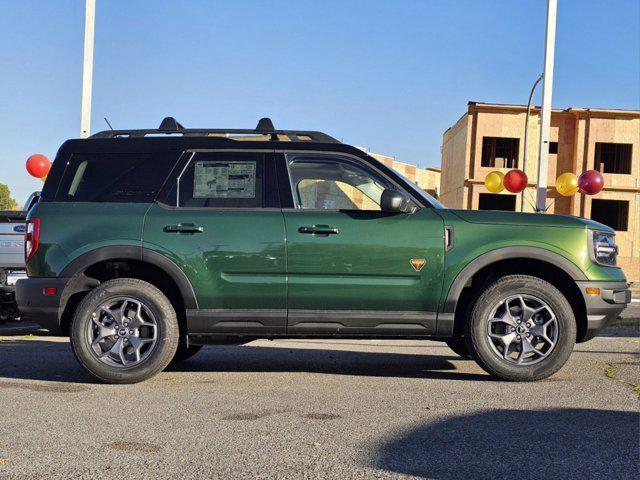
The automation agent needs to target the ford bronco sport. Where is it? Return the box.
[16,118,630,383]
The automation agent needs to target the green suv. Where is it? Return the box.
[16,118,630,383]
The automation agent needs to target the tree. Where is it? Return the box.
[0,183,19,210]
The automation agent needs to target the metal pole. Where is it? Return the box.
[535,0,557,212]
[80,0,96,138]
[521,74,543,212]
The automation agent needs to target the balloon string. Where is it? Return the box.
[544,197,556,213]
[523,190,537,211]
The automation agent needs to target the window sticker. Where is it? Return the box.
[193,161,256,198]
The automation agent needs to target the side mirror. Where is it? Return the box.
[380,189,413,213]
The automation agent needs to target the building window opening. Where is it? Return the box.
[481,137,519,168]
[549,142,559,154]
[595,143,632,174]
[591,199,629,231]
[478,193,516,211]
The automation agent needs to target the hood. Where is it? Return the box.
[449,209,613,231]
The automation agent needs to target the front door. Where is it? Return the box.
[280,153,444,335]
[143,151,287,335]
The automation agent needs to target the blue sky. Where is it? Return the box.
[1,0,638,204]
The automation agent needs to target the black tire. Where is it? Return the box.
[171,343,203,363]
[464,275,576,382]
[445,337,472,359]
[70,278,179,384]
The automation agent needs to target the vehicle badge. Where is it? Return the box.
[410,259,426,272]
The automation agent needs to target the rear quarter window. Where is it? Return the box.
[54,152,179,202]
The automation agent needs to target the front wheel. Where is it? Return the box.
[70,278,179,384]
[464,275,576,381]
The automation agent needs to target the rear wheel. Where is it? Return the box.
[70,278,179,384]
[464,275,576,381]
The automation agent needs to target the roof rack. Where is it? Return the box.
[90,117,340,143]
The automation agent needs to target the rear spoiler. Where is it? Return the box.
[0,211,26,222]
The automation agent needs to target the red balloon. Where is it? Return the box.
[26,154,51,179]
[578,170,604,195]
[503,169,528,193]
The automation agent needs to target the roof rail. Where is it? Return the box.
[90,117,340,143]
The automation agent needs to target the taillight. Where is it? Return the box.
[25,218,40,262]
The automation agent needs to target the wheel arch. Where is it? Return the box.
[58,246,197,335]
[444,247,588,342]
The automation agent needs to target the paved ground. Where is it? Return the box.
[0,332,638,479]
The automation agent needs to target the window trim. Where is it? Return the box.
[282,152,420,212]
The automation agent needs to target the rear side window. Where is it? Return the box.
[55,153,178,202]
[162,151,274,208]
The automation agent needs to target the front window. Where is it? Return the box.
[287,156,392,211]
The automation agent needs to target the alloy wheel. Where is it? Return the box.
[486,294,558,365]
[86,297,158,367]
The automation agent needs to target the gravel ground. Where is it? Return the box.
[0,334,638,479]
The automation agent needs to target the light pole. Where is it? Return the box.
[521,74,543,212]
[535,0,558,212]
[80,0,96,138]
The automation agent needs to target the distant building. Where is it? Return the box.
[363,149,441,199]
[440,101,640,282]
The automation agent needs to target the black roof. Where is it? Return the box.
[90,116,340,144]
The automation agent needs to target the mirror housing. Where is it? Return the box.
[380,189,413,213]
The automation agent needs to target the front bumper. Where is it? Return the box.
[15,277,70,333]
[576,281,631,342]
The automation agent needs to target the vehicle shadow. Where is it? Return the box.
[372,408,640,479]
[0,339,490,383]
[168,343,491,381]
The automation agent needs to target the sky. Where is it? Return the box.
[1,0,638,205]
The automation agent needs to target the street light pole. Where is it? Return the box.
[521,74,543,212]
[80,0,96,138]
[535,0,558,212]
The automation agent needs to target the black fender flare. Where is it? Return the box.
[59,245,198,309]
[442,246,587,314]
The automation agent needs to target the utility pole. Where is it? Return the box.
[80,0,96,138]
[535,0,557,212]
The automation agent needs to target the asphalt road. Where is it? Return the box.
[0,334,638,479]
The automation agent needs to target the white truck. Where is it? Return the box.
[0,192,39,323]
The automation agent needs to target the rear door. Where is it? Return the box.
[143,150,287,335]
[279,152,445,335]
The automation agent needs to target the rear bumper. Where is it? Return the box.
[15,277,70,333]
[576,281,631,342]
[0,284,18,321]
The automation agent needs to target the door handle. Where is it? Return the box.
[298,225,339,236]
[163,223,204,234]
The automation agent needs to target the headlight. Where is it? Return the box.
[590,230,618,266]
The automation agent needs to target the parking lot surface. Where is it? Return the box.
[0,333,638,479]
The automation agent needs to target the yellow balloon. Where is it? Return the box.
[40,175,47,183]
[485,171,505,193]
[556,172,579,196]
